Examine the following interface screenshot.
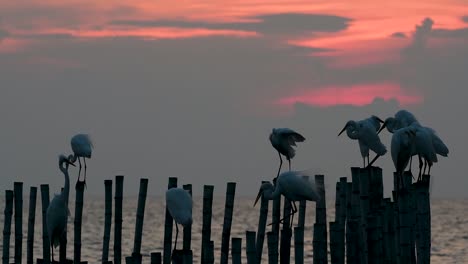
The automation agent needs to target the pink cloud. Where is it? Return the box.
[276,82,423,107]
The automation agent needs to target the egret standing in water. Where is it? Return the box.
[46,154,75,262]
[338,116,387,167]
[70,133,93,185]
[254,170,320,227]
[269,128,306,179]
[166,187,192,250]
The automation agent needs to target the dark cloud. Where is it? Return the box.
[401,17,434,58]
[462,15,468,23]
[432,27,468,38]
[110,13,352,35]
[391,32,407,38]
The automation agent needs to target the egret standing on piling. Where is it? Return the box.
[46,154,75,262]
[391,127,417,188]
[338,116,387,167]
[166,187,193,250]
[254,170,320,227]
[70,133,93,185]
[269,128,306,179]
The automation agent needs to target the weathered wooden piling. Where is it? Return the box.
[40,184,51,264]
[150,252,161,264]
[231,237,242,264]
[59,185,69,263]
[329,221,339,264]
[220,182,236,264]
[132,178,149,264]
[397,185,412,263]
[26,187,37,264]
[313,175,327,264]
[74,182,86,264]
[348,169,362,264]
[336,177,347,264]
[256,181,270,264]
[183,249,193,264]
[383,198,395,264]
[182,184,192,251]
[279,227,292,264]
[358,168,370,264]
[416,174,431,264]
[294,227,304,264]
[246,231,257,264]
[114,175,124,264]
[14,182,23,264]
[163,177,177,264]
[366,215,380,264]
[2,190,13,264]
[102,180,113,263]
[201,185,214,264]
[206,241,215,264]
[271,194,281,236]
[267,232,279,264]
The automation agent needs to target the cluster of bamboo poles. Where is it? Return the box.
[1,167,431,264]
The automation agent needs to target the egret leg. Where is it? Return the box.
[408,156,413,173]
[288,159,291,171]
[428,163,432,176]
[423,159,427,178]
[77,157,82,183]
[83,158,88,188]
[363,158,365,168]
[174,223,179,250]
[367,154,380,168]
[418,155,423,181]
[51,246,54,263]
[276,152,283,179]
[289,201,298,229]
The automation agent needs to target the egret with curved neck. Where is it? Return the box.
[46,154,75,262]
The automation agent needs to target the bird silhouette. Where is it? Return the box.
[166,187,192,250]
[269,128,305,179]
[70,134,93,186]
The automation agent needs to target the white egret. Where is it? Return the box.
[166,187,192,250]
[338,116,387,167]
[269,128,306,179]
[70,133,93,185]
[391,126,417,188]
[254,170,320,227]
[46,154,75,262]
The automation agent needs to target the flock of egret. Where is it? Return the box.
[44,109,448,261]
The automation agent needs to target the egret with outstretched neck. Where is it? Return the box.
[269,128,305,179]
[46,154,75,262]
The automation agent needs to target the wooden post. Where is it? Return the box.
[40,184,51,264]
[313,175,327,264]
[114,175,124,264]
[337,177,346,264]
[416,175,431,264]
[267,232,278,264]
[150,252,161,264]
[246,231,257,264]
[349,168,362,264]
[14,182,23,264]
[163,177,177,264]
[132,178,149,264]
[366,215,379,264]
[298,176,308,228]
[256,181,270,264]
[397,187,411,263]
[102,180,112,263]
[294,227,304,264]
[358,168,370,264]
[26,187,37,264]
[220,182,236,264]
[201,185,214,264]
[231,237,242,264]
[383,198,395,264]
[206,241,215,264]
[59,185,68,263]
[392,191,400,264]
[329,222,338,264]
[271,193,281,236]
[280,228,292,264]
[182,184,192,251]
[183,249,193,264]
[2,190,13,264]
[73,182,86,264]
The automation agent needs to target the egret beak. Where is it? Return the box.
[376,117,384,123]
[338,124,348,136]
[253,189,263,207]
[377,122,387,134]
[66,159,76,167]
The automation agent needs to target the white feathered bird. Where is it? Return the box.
[391,126,417,188]
[166,187,193,250]
[46,154,75,262]
[70,134,93,185]
[254,170,320,227]
[269,128,306,179]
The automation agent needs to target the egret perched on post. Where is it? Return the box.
[70,133,93,185]
[166,187,192,250]
[46,154,75,262]
[269,128,306,179]
[338,116,387,167]
[254,170,320,227]
[391,126,417,188]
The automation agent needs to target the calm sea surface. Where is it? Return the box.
[0,196,467,263]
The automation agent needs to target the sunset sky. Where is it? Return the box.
[0,1,467,197]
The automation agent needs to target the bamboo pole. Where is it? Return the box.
[350,168,362,264]
[163,177,177,264]
[329,221,338,264]
[171,250,183,264]
[14,182,23,264]
[392,191,400,264]
[132,178,149,264]
[382,198,395,264]
[26,187,37,264]
[40,184,51,264]
[294,227,304,264]
[267,232,278,264]
[280,228,292,264]
[59,185,68,263]
[337,177,346,264]
[74,182,86,264]
[206,241,215,264]
[102,180,112,263]
[256,181,270,264]
[271,193,281,236]
[358,168,370,264]
[246,231,257,264]
[366,215,379,264]
[231,237,242,264]
[416,174,431,264]
[114,175,124,264]
[201,185,214,263]
[313,174,327,264]
[183,250,193,264]
[397,186,411,263]
[150,252,161,264]
[220,182,236,264]
[298,176,308,228]
[2,190,13,264]
[182,184,192,251]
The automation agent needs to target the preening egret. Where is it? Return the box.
[46,154,75,262]
[254,170,320,227]
[338,116,387,167]
[166,187,192,250]
[391,126,417,188]
[70,134,93,185]
[269,128,306,179]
